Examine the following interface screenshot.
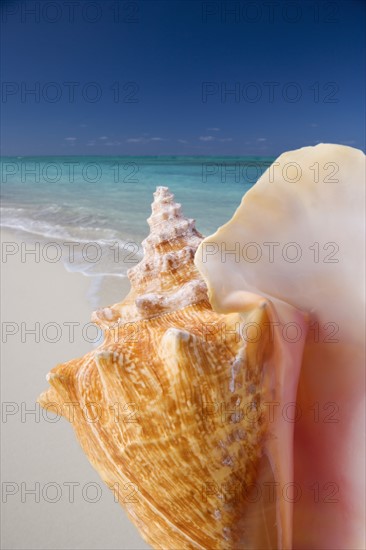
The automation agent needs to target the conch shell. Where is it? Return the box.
[39,187,307,549]
[195,144,366,549]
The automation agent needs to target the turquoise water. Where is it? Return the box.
[1,156,273,278]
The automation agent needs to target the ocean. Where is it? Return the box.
[1,156,274,304]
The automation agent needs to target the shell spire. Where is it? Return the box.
[93,186,208,328]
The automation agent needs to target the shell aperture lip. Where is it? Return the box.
[195,144,366,549]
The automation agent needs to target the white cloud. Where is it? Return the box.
[199,135,215,142]
[105,141,122,146]
[86,141,95,146]
[99,136,108,140]
[65,137,76,141]
[178,139,188,144]
[126,136,166,143]
[207,127,220,132]
[257,137,267,142]
[309,123,318,128]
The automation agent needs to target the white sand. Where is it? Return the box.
[1,229,149,550]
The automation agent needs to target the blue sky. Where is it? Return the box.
[1,0,365,156]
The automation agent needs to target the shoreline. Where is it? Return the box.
[1,227,132,309]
